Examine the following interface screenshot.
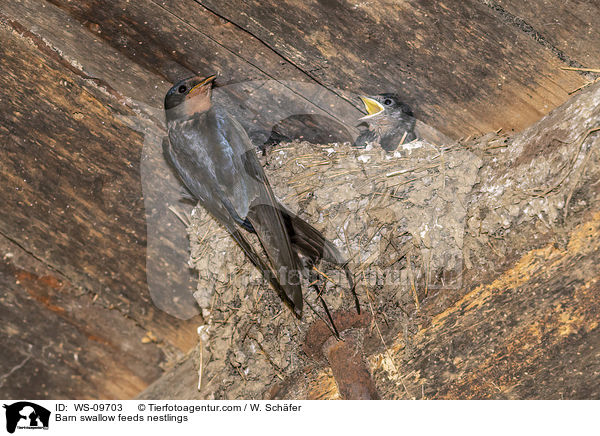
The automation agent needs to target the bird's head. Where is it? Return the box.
[358,93,414,120]
[164,74,216,120]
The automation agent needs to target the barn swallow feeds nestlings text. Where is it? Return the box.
[353,93,417,151]
[163,75,358,321]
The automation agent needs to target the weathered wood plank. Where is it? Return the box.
[151,0,310,82]
[0,22,200,354]
[393,212,600,399]
[6,0,454,144]
[0,0,169,110]
[2,0,362,128]
[42,0,267,84]
[0,235,164,399]
[496,0,600,67]
[34,0,356,114]
[198,0,587,137]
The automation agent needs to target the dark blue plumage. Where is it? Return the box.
[163,75,356,318]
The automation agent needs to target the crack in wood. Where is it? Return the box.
[478,0,595,79]
[0,229,74,289]
[191,0,365,115]
[0,354,32,388]
[150,0,354,124]
[150,0,363,125]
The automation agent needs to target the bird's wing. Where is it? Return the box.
[165,119,253,230]
[164,125,214,204]
[352,128,377,148]
[279,206,346,265]
[164,134,301,313]
[243,154,304,315]
[168,109,301,316]
[380,134,400,152]
[279,207,357,311]
[212,110,303,316]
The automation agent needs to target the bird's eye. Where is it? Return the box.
[383,99,393,105]
[178,85,187,93]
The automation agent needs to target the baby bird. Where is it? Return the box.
[354,93,417,151]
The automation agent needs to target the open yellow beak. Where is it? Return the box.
[189,74,216,96]
[359,96,384,119]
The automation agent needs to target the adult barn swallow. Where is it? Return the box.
[353,93,417,152]
[163,75,356,318]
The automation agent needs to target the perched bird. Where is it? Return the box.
[353,93,417,152]
[163,74,357,320]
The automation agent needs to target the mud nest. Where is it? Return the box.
[186,138,481,399]
[141,82,600,400]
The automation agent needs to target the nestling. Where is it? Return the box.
[353,93,417,151]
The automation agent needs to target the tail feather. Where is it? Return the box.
[280,206,358,312]
[241,149,304,316]
[280,207,344,264]
[229,227,302,318]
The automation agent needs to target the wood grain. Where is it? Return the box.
[0,235,164,399]
[0,22,200,360]
[198,0,588,136]
[496,0,600,67]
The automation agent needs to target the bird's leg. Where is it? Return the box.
[319,294,340,340]
[342,263,361,315]
[308,267,340,340]
[303,295,340,341]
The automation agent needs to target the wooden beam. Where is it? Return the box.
[197,0,588,137]
[0,21,200,356]
[494,0,600,68]
[0,235,164,399]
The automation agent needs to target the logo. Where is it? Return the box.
[3,402,50,434]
